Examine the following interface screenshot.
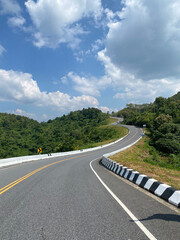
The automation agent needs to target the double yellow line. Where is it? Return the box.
[0,130,141,196]
[0,155,85,195]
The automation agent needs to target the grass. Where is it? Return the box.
[110,134,180,190]
[79,119,129,150]
[90,125,128,147]
[105,117,119,125]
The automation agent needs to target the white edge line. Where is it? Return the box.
[104,135,142,158]
[90,158,157,240]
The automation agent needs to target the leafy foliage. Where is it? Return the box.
[114,92,180,157]
[0,108,115,159]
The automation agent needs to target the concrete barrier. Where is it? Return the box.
[101,157,180,208]
[0,128,130,168]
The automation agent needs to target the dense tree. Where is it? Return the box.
[0,108,112,158]
[115,92,180,155]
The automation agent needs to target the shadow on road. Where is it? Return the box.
[130,214,180,223]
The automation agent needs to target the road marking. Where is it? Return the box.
[105,128,142,152]
[0,128,138,195]
[120,129,142,147]
[90,159,157,240]
[0,127,141,195]
[0,154,88,195]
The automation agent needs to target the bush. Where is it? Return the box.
[156,138,180,154]
[168,154,180,168]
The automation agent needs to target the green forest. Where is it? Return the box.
[114,92,180,165]
[0,108,121,159]
[1,93,179,164]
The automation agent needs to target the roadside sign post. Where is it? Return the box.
[38,147,42,154]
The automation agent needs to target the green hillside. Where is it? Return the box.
[0,108,123,159]
[114,92,180,165]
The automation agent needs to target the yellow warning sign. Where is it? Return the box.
[38,147,42,153]
[75,146,79,150]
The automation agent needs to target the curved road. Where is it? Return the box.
[0,125,179,240]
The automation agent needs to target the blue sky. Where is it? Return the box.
[0,0,180,121]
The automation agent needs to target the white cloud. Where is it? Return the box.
[97,49,180,103]
[60,76,68,85]
[25,0,102,48]
[98,106,118,114]
[98,49,135,86]
[0,45,5,56]
[59,0,180,106]
[0,69,41,103]
[0,0,27,31]
[105,0,180,80]
[0,69,99,112]
[0,0,21,15]
[62,71,111,97]
[114,78,180,103]
[65,72,100,96]
[91,39,104,52]
[8,16,26,27]
[98,106,110,113]
[83,0,180,104]
[103,8,121,28]
[13,108,36,119]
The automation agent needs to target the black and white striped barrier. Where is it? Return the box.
[101,156,180,208]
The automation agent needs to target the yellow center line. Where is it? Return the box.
[0,154,88,195]
[0,130,141,195]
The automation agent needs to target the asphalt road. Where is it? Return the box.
[0,125,179,240]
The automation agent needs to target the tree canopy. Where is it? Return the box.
[0,108,113,158]
[114,92,180,155]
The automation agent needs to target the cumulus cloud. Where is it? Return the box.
[114,78,180,103]
[98,106,110,113]
[63,72,100,96]
[8,16,26,27]
[98,106,118,114]
[98,49,180,103]
[0,69,41,103]
[62,71,111,97]
[98,49,135,86]
[0,0,28,32]
[105,0,180,80]
[0,69,99,111]
[13,108,36,119]
[91,39,104,52]
[0,0,21,15]
[56,0,180,106]
[84,0,180,104]
[25,0,102,48]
